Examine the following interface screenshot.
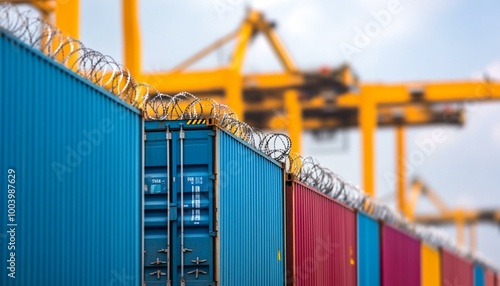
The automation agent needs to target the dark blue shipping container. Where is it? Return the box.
[475,264,486,286]
[0,30,142,285]
[144,119,285,285]
[357,212,381,286]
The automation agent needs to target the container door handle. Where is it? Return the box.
[187,269,207,279]
[150,257,167,265]
[149,270,166,280]
[191,257,207,265]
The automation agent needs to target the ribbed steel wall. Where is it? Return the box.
[286,180,357,286]
[357,213,380,286]
[475,264,486,286]
[217,129,285,285]
[441,248,473,286]
[0,30,142,285]
[485,269,495,286]
[381,224,421,286]
[421,243,441,286]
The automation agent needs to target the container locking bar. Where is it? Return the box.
[180,125,186,286]
[166,126,172,285]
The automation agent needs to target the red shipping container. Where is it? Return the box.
[381,224,421,286]
[485,269,495,286]
[440,248,473,286]
[285,178,357,286]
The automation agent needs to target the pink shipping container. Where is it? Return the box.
[441,248,473,286]
[285,177,357,286]
[485,269,496,286]
[381,224,421,286]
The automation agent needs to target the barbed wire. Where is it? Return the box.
[1,3,496,271]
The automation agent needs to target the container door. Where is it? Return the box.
[171,128,215,286]
[144,129,173,285]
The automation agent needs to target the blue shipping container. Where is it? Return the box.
[475,264,486,286]
[0,30,142,285]
[144,119,285,285]
[357,212,381,286]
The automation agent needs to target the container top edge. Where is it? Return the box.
[0,29,142,116]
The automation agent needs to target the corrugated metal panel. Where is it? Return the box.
[218,128,285,285]
[285,179,357,286]
[484,269,495,286]
[381,224,421,286]
[143,121,285,285]
[441,248,473,286]
[475,264,486,286]
[357,212,380,286]
[0,30,142,285]
[144,121,216,285]
[421,243,441,286]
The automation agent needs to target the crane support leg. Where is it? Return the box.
[284,90,302,153]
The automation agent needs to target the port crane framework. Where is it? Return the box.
[15,0,500,249]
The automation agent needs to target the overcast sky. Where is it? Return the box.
[21,0,500,264]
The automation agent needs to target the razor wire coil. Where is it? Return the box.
[1,3,496,270]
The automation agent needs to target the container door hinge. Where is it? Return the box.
[208,131,216,137]
[144,133,147,141]
[208,174,217,180]
[209,231,217,237]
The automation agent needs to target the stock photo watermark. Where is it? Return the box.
[6,168,17,279]
[108,268,135,286]
[444,277,464,286]
[384,79,496,191]
[340,0,405,60]
[51,118,115,181]
[384,129,448,189]
[212,0,243,20]
[287,236,342,282]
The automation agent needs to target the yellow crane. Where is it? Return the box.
[408,177,500,252]
[15,2,500,216]
[6,0,79,38]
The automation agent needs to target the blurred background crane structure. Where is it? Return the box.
[8,0,500,253]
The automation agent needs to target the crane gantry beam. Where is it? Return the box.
[343,81,500,196]
[22,2,498,202]
[407,178,500,251]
